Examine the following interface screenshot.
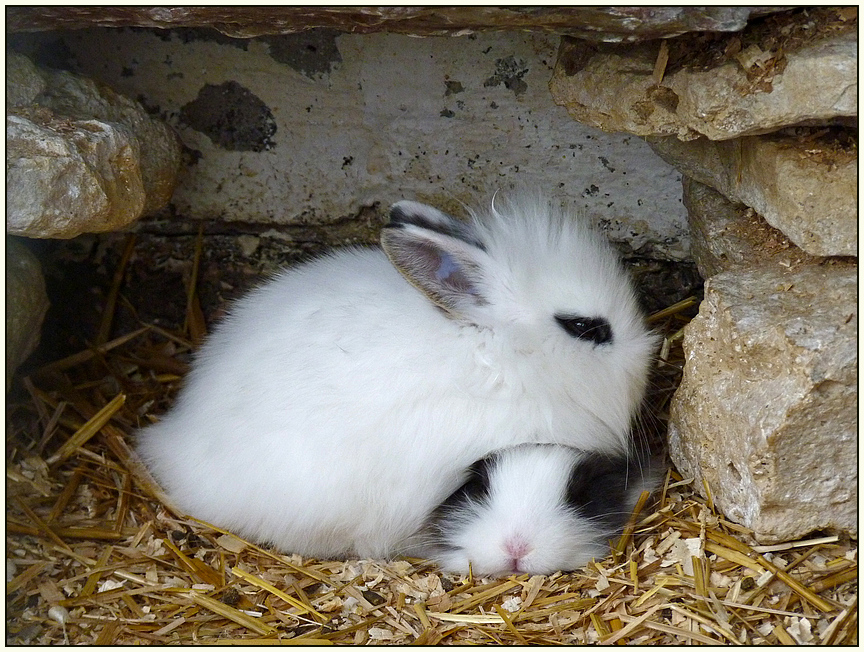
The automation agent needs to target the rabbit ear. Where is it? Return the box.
[381,201,489,318]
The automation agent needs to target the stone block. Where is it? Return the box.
[649,132,858,257]
[35,64,183,215]
[682,177,820,279]
[668,263,858,542]
[6,114,146,238]
[5,54,183,238]
[6,6,786,42]
[550,29,857,141]
[6,239,49,390]
[5,53,45,107]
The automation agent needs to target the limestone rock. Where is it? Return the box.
[6,239,50,391]
[668,264,858,543]
[32,61,183,215]
[6,114,146,238]
[648,132,858,257]
[6,54,182,238]
[682,177,821,279]
[6,6,787,42]
[550,30,857,141]
[5,53,45,107]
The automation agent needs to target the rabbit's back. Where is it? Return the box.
[137,247,551,556]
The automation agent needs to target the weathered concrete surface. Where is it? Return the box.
[648,132,858,257]
[6,54,183,239]
[668,263,858,543]
[682,177,821,279]
[12,29,690,259]
[6,6,788,42]
[6,240,50,391]
[550,30,857,141]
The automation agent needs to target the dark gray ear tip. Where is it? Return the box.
[388,204,412,226]
[387,200,486,251]
[388,200,433,227]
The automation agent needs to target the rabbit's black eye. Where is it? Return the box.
[555,315,613,345]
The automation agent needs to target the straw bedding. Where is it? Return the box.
[6,241,857,645]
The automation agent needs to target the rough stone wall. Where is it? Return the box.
[9,27,690,261]
[550,6,858,542]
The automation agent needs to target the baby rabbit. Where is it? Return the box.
[408,443,659,577]
[137,194,657,561]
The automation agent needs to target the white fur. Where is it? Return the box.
[136,195,657,560]
[421,445,655,576]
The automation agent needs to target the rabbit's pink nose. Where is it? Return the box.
[504,536,532,571]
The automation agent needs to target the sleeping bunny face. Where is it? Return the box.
[417,444,657,577]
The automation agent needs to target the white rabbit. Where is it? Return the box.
[136,194,657,560]
[405,443,660,577]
